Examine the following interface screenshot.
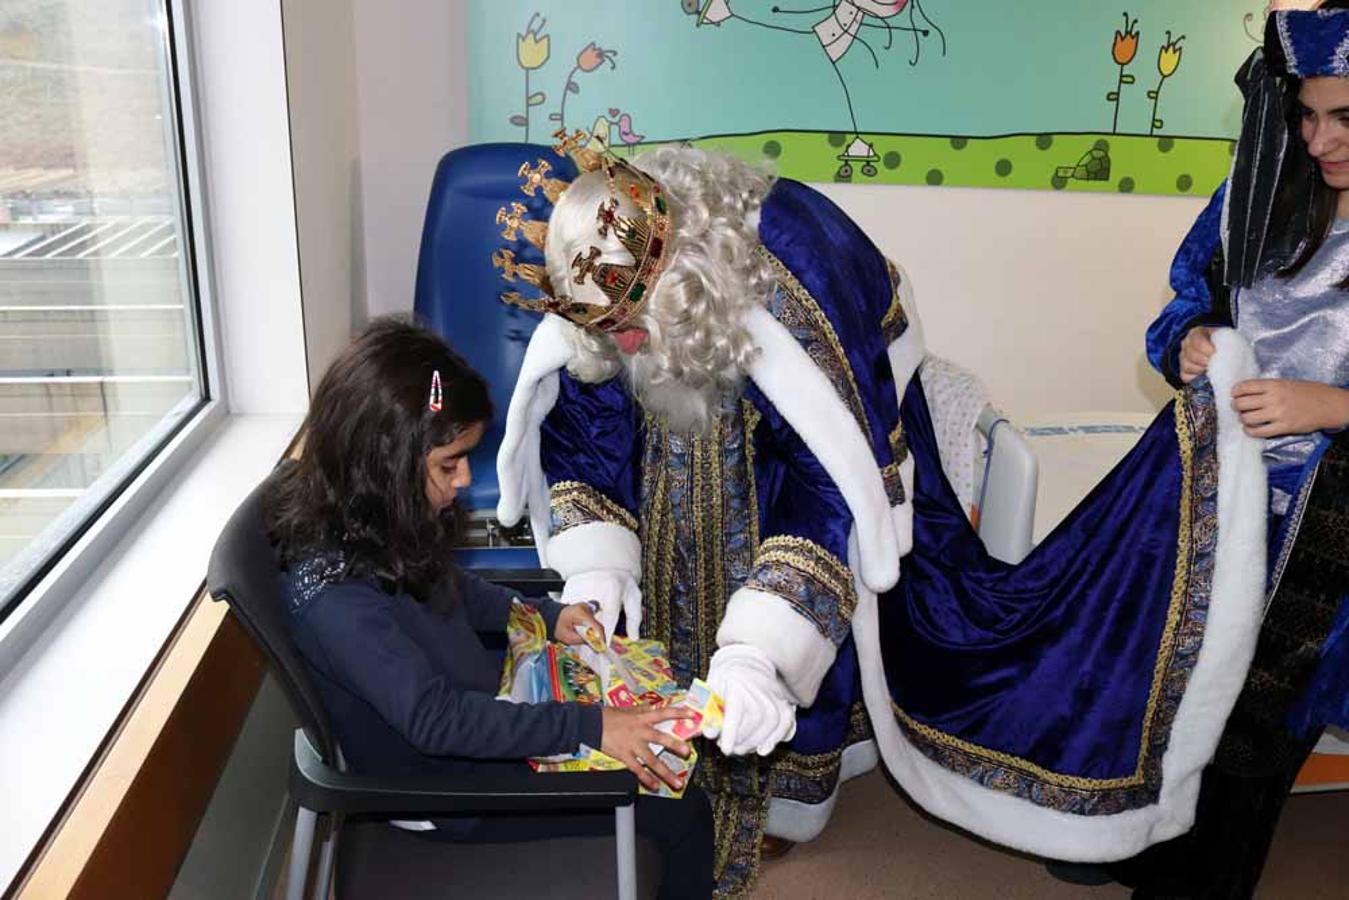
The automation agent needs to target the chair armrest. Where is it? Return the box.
[289,730,637,816]
[471,568,565,595]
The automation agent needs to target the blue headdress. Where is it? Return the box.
[1274,8,1349,78]
[1224,9,1349,288]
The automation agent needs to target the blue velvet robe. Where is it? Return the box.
[1145,183,1349,737]
[533,179,1276,866]
[536,180,905,888]
[539,178,903,786]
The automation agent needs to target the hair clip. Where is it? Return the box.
[428,370,443,412]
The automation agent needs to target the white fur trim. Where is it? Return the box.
[886,260,926,396]
[887,261,921,559]
[856,329,1267,861]
[765,740,879,842]
[744,306,900,593]
[717,586,837,707]
[544,521,642,581]
[496,315,572,529]
[495,316,574,566]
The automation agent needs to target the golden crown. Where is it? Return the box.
[492,128,674,334]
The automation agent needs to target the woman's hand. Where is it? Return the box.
[600,706,696,792]
[554,601,605,647]
[1232,379,1349,438]
[1179,326,1217,384]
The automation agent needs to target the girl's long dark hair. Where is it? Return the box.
[1276,0,1349,288]
[267,317,492,599]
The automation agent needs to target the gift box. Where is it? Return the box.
[498,601,723,798]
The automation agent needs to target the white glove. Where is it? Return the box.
[560,569,642,638]
[702,644,797,756]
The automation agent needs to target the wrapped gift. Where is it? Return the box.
[498,601,723,798]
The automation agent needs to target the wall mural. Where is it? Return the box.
[469,1,1279,196]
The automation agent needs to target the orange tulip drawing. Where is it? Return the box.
[1107,12,1140,133]
[511,13,551,141]
[550,41,619,132]
[1147,31,1185,135]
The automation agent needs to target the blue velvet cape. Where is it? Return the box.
[882,375,1224,815]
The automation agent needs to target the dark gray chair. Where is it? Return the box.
[206,469,651,899]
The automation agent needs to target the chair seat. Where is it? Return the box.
[335,818,660,899]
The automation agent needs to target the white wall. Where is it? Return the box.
[819,183,1203,420]
[340,1,1197,421]
[353,0,468,318]
[283,0,364,389]
[193,0,308,414]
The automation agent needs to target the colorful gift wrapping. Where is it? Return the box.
[498,601,724,798]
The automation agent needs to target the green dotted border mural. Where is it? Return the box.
[641,130,1233,196]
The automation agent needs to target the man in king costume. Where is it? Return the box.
[490,131,1272,894]
[495,138,911,894]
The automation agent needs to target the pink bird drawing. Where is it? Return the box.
[608,107,645,152]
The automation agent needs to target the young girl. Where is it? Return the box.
[1122,4,1349,896]
[266,318,713,898]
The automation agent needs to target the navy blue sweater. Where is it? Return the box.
[281,555,604,775]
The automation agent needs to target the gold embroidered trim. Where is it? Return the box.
[880,422,908,506]
[751,535,857,626]
[881,258,909,344]
[757,246,869,435]
[743,400,762,555]
[550,480,639,534]
[890,400,1197,790]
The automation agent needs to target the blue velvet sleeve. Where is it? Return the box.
[301,581,603,759]
[539,370,643,534]
[743,387,858,648]
[1145,182,1232,387]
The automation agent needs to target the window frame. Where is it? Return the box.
[0,0,228,671]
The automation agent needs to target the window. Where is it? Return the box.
[0,0,207,621]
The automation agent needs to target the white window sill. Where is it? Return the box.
[0,408,302,889]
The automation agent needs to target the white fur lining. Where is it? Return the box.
[886,260,922,558]
[856,328,1267,861]
[544,521,642,581]
[717,586,838,707]
[744,306,900,593]
[765,740,879,842]
[886,260,926,398]
[496,315,574,565]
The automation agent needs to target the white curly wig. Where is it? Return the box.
[544,147,778,431]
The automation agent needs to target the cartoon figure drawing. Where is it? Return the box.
[692,0,947,179]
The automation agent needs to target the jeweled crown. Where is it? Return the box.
[493,128,674,334]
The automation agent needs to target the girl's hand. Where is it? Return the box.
[1179,326,1216,384]
[600,706,696,792]
[1232,379,1349,438]
[554,601,605,647]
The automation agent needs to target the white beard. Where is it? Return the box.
[622,348,734,434]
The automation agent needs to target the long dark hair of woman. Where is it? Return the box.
[267,317,492,600]
[1274,0,1349,289]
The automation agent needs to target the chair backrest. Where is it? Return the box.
[412,142,576,513]
[206,465,338,763]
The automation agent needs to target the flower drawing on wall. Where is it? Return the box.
[549,40,619,133]
[1148,31,1185,135]
[511,13,550,141]
[1107,13,1140,133]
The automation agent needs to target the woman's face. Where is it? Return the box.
[1299,76,1349,191]
[423,422,485,514]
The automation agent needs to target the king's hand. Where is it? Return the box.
[703,644,798,756]
[560,568,644,643]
